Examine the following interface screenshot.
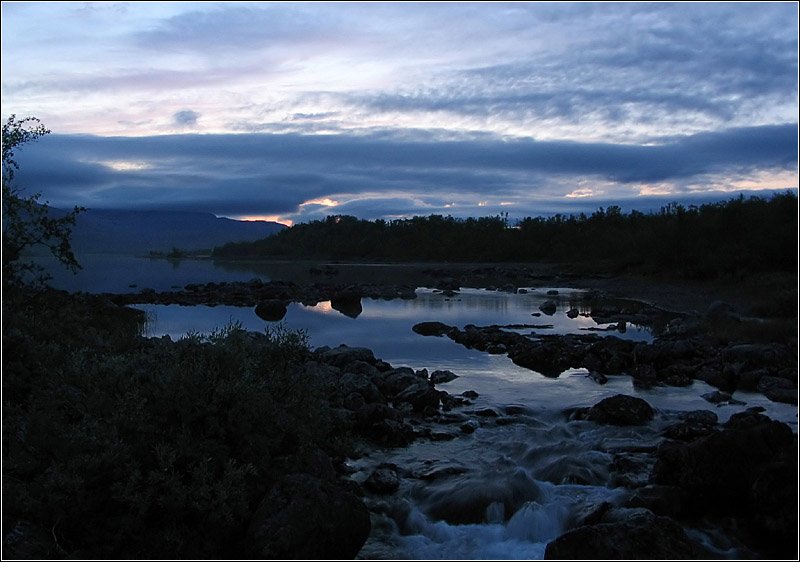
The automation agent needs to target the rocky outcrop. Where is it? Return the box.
[245,474,370,559]
[545,508,706,559]
[651,412,797,559]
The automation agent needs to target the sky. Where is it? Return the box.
[1,1,798,225]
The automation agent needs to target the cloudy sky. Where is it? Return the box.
[2,2,797,224]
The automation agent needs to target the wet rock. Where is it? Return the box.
[625,485,683,517]
[320,345,377,369]
[460,420,479,434]
[412,321,453,337]
[430,370,459,384]
[430,431,457,441]
[330,289,363,318]
[246,474,370,559]
[578,394,655,426]
[539,300,558,316]
[566,308,580,319]
[652,414,795,518]
[474,407,500,418]
[461,390,480,399]
[422,469,541,525]
[254,300,288,321]
[757,376,797,404]
[364,465,400,495]
[545,509,702,559]
[701,390,746,406]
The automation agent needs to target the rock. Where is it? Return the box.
[246,474,370,559]
[651,415,795,518]
[394,385,441,412]
[624,485,683,517]
[422,469,541,525]
[254,300,288,321]
[757,376,797,404]
[705,300,738,323]
[546,289,559,295]
[412,321,453,337]
[545,509,702,559]
[330,289,363,318]
[321,345,377,369]
[461,390,480,399]
[2,520,54,560]
[364,465,400,495]
[566,308,579,319]
[701,390,745,405]
[539,300,558,316]
[460,420,479,434]
[749,459,799,558]
[430,370,459,384]
[581,394,655,426]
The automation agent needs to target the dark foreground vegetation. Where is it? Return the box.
[2,287,370,559]
[214,192,798,279]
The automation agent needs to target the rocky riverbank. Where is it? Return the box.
[315,343,796,559]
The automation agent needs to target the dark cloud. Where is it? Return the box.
[173,110,200,127]
[12,125,797,219]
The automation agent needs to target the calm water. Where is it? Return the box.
[36,254,798,559]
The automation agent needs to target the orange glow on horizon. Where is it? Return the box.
[235,215,294,227]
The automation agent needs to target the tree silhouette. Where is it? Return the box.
[2,115,84,287]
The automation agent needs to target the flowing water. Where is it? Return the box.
[37,255,798,559]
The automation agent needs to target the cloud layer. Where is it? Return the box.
[13,124,797,222]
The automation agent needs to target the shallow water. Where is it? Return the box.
[37,255,798,559]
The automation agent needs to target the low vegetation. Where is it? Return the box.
[214,192,798,280]
[2,288,347,558]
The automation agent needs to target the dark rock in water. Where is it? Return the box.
[578,394,655,426]
[566,308,579,319]
[587,371,608,385]
[246,474,370,559]
[430,370,459,384]
[330,290,363,318]
[757,376,797,404]
[701,390,746,406]
[545,509,702,559]
[461,390,480,399]
[422,469,541,525]
[364,465,400,495]
[652,414,795,519]
[412,321,453,337]
[254,300,288,321]
[539,300,558,316]
[460,420,479,434]
[625,485,683,517]
[750,459,799,558]
[546,289,559,296]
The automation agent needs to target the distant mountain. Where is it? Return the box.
[61,209,286,255]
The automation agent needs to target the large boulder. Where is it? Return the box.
[246,474,370,559]
[254,300,288,322]
[651,413,795,518]
[545,509,703,559]
[575,394,655,426]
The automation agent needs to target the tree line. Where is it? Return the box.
[213,192,798,279]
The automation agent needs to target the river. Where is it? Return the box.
[35,254,798,559]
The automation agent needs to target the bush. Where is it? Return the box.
[3,290,345,559]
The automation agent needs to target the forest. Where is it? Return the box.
[214,192,798,279]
